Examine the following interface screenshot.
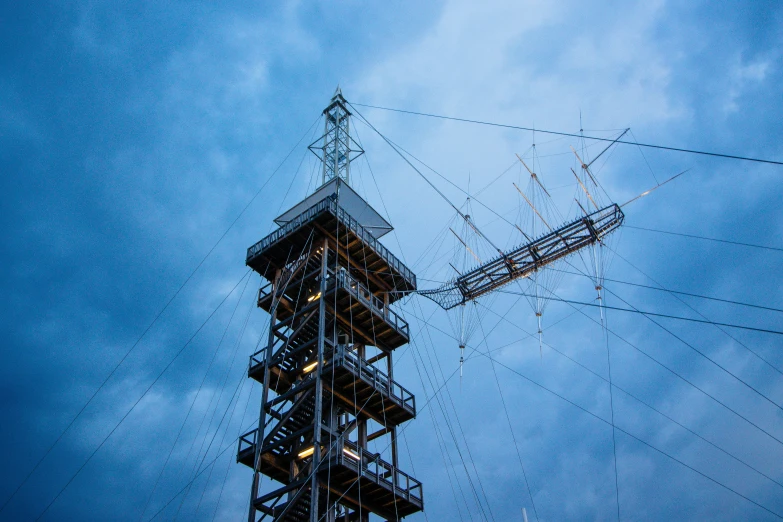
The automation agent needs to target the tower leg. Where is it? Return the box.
[248,269,281,522]
[388,352,399,469]
[310,238,329,522]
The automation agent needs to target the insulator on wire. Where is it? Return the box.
[536,312,543,360]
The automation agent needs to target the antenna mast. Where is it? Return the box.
[309,86,364,186]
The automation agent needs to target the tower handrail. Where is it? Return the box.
[329,437,423,504]
[334,269,410,338]
[246,196,416,289]
[332,345,416,414]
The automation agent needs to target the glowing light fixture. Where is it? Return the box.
[302,361,319,373]
[342,447,360,461]
[297,446,315,459]
[307,292,322,303]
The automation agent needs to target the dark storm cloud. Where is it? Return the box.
[1,1,782,521]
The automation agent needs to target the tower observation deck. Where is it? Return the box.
[239,88,423,522]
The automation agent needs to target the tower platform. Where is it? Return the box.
[238,436,423,521]
[247,344,416,425]
[256,267,410,350]
[246,186,417,299]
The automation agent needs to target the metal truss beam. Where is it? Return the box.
[421,203,624,309]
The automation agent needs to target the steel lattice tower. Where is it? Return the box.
[308,86,364,186]
[238,88,423,522]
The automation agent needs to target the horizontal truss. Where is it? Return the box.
[420,203,624,309]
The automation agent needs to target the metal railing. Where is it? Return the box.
[238,428,258,457]
[241,432,423,507]
[330,201,416,289]
[246,196,416,290]
[247,198,331,261]
[329,437,423,505]
[248,269,410,382]
[255,267,410,339]
[249,348,265,372]
[335,270,409,339]
[256,281,273,304]
[332,346,415,415]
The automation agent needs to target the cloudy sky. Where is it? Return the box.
[2,1,782,521]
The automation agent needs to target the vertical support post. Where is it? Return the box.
[388,350,399,469]
[321,113,331,185]
[356,343,368,522]
[310,237,329,522]
[333,110,340,184]
[344,112,351,185]
[357,343,368,448]
[248,268,281,522]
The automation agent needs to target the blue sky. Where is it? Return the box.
[1,1,782,520]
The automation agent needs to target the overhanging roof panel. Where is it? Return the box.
[274,178,392,238]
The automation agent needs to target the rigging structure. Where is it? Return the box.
[419,203,625,309]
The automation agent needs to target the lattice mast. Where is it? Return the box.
[309,87,364,186]
[239,89,422,522]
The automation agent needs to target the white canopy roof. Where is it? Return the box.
[274,178,393,238]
